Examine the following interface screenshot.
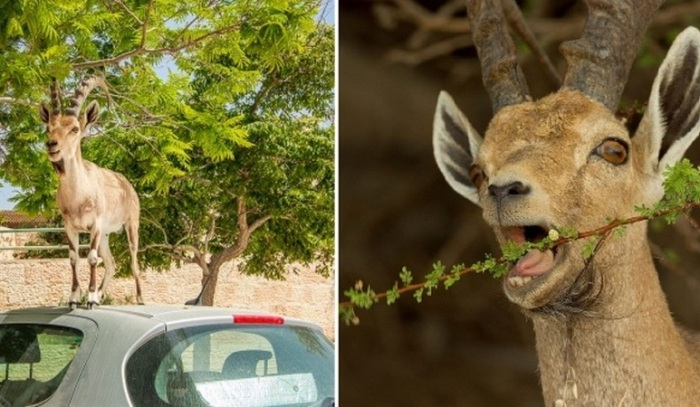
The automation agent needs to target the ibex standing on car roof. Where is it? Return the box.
[39,77,143,309]
[434,0,700,405]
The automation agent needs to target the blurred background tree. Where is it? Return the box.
[0,0,334,305]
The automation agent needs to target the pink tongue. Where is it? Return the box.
[512,249,554,277]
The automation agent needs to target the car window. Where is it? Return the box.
[0,324,83,407]
[126,323,334,407]
[180,330,279,375]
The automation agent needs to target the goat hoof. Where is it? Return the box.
[87,291,101,309]
[69,302,79,310]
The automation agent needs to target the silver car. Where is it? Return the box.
[0,305,335,406]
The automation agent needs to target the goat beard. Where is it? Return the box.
[529,256,605,317]
[51,159,66,175]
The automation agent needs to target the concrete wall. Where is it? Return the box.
[0,259,335,340]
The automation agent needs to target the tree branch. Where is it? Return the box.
[340,200,700,321]
[375,0,468,34]
[207,196,272,272]
[248,77,280,115]
[109,0,143,25]
[386,35,473,65]
[237,195,248,234]
[249,214,272,234]
[140,0,154,48]
[405,0,464,50]
[109,91,167,122]
[501,0,561,87]
[203,209,218,257]
[0,97,36,107]
[72,23,242,69]
[376,0,697,72]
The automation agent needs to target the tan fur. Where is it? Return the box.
[433,26,700,404]
[444,93,700,402]
[41,99,143,308]
[478,91,700,405]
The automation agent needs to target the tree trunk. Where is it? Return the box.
[200,265,220,306]
[190,197,270,306]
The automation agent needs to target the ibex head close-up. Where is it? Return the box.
[435,3,700,312]
[39,77,108,169]
[433,0,700,404]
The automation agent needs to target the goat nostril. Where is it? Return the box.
[488,181,530,199]
[508,181,530,195]
[46,140,58,148]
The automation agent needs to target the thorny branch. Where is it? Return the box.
[339,201,700,316]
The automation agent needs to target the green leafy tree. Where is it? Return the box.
[0,0,334,305]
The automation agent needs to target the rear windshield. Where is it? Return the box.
[126,323,334,407]
[0,324,83,406]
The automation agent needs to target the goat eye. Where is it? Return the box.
[595,138,628,165]
[71,126,80,133]
[469,164,486,189]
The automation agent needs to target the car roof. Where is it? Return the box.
[0,304,322,332]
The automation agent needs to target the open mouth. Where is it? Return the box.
[501,225,559,289]
[47,150,60,157]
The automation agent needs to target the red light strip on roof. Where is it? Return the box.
[233,315,285,325]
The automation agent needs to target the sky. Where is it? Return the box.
[0,186,14,210]
[0,1,336,211]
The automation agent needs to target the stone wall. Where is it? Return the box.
[0,259,335,340]
[0,228,13,261]
[0,228,39,261]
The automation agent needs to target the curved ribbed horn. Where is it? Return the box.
[560,0,664,110]
[467,0,530,114]
[50,77,62,117]
[65,76,111,117]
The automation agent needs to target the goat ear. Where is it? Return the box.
[84,101,100,129]
[39,103,50,125]
[635,27,700,174]
[433,91,483,205]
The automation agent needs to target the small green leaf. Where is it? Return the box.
[558,225,578,239]
[414,288,424,303]
[612,224,627,238]
[425,261,445,295]
[340,305,358,326]
[399,267,413,286]
[491,262,511,278]
[387,283,400,305]
[582,237,600,260]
